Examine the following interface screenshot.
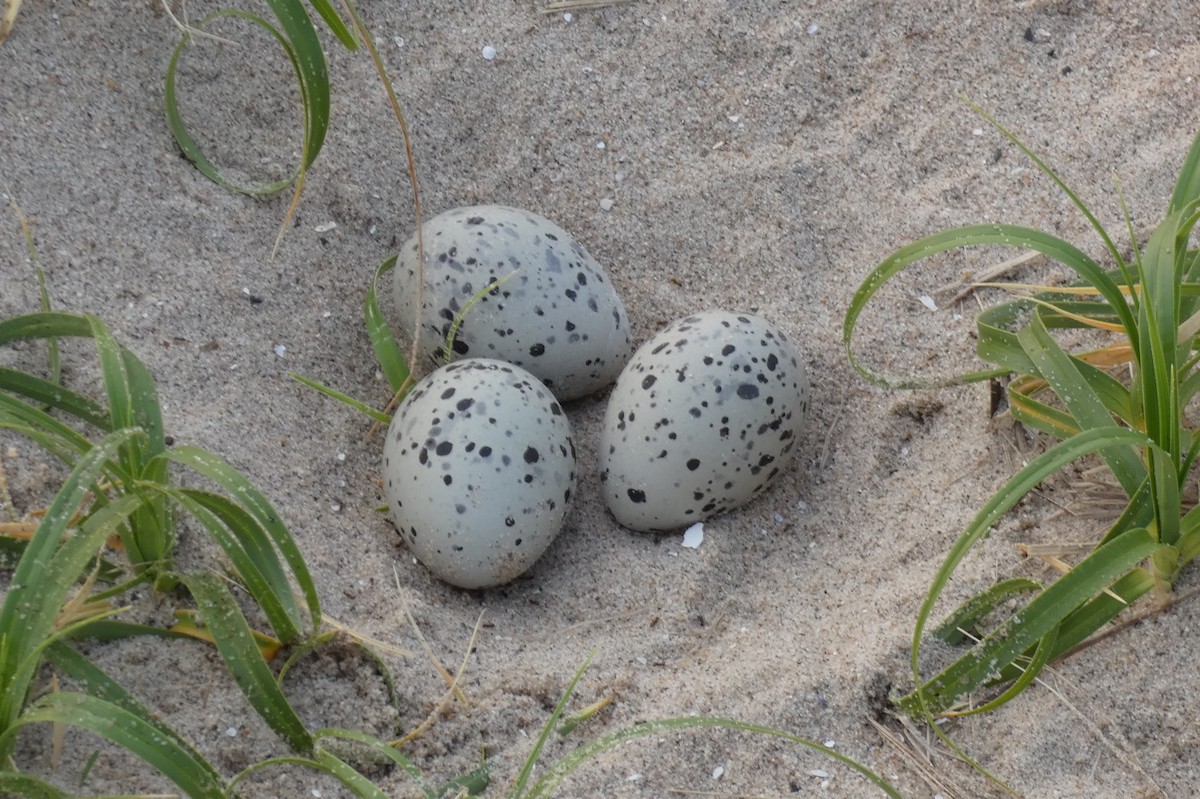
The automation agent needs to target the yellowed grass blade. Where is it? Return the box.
[0,0,22,45]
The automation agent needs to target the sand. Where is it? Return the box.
[3,1,1200,796]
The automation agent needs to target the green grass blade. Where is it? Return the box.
[314,728,435,795]
[164,445,320,634]
[1169,129,1200,213]
[365,256,412,395]
[1017,312,1145,494]
[87,316,171,573]
[905,425,1150,719]
[44,640,227,792]
[1050,567,1157,659]
[308,0,358,49]
[946,626,1057,717]
[0,428,139,753]
[510,653,594,798]
[845,224,1136,389]
[0,365,110,428]
[0,391,97,461]
[0,310,95,345]
[264,0,329,173]
[904,527,1161,715]
[522,716,903,799]
[181,572,314,754]
[965,98,1126,276]
[290,372,392,423]
[164,10,311,195]
[13,692,226,798]
[0,771,70,798]
[160,486,302,642]
[932,577,1042,645]
[314,748,396,799]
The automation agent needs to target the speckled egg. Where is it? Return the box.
[599,311,809,532]
[393,205,634,401]
[383,359,577,589]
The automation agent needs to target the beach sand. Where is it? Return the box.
[3,1,1200,796]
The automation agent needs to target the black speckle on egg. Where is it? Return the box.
[435,441,454,456]
[529,343,546,357]
[642,375,657,390]
[686,458,701,471]
[524,446,540,464]
[737,384,759,400]
[628,488,647,503]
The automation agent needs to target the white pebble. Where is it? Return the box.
[809,768,830,778]
[712,765,725,780]
[481,45,497,61]
[595,140,606,150]
[314,221,337,233]
[563,12,572,21]
[393,36,404,48]
[805,23,819,35]
[918,294,938,311]
[273,343,287,358]
[225,726,238,737]
[599,198,614,212]
[682,523,704,549]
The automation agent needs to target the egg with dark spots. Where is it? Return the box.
[599,311,809,532]
[383,358,577,588]
[393,205,634,401]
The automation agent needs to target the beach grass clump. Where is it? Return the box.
[845,104,1200,736]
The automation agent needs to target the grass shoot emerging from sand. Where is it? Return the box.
[845,103,1200,775]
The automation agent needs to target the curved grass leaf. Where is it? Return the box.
[845,224,1136,389]
[905,526,1161,716]
[308,0,358,49]
[0,771,70,798]
[13,692,226,799]
[157,486,303,642]
[165,6,324,196]
[43,641,227,794]
[904,426,1151,719]
[0,428,142,739]
[932,577,1042,645]
[1017,313,1145,494]
[0,366,109,428]
[289,372,393,423]
[314,727,434,795]
[365,256,411,395]
[181,573,314,754]
[965,99,1128,280]
[164,444,320,637]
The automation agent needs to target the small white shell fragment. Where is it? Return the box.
[273,343,286,358]
[314,221,337,233]
[563,12,572,21]
[481,44,497,60]
[681,522,704,549]
[805,22,819,34]
[712,765,725,780]
[599,198,614,211]
[596,140,606,150]
[918,294,938,311]
[393,36,404,48]
[809,768,830,778]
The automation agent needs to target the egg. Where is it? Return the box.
[599,311,809,532]
[382,359,577,589]
[393,205,635,401]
